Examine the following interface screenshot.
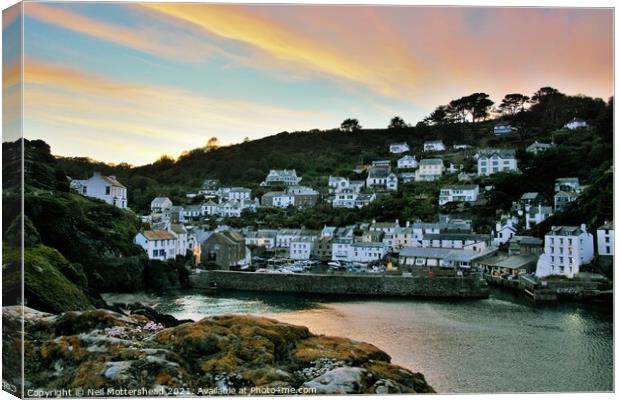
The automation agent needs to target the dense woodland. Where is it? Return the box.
[2,87,614,310]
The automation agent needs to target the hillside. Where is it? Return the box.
[57,122,501,213]
[2,139,185,313]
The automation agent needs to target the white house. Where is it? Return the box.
[423,140,446,152]
[349,242,387,264]
[289,237,316,260]
[71,172,128,209]
[201,200,218,216]
[331,239,354,262]
[332,190,359,209]
[415,159,445,182]
[354,193,377,208]
[170,224,189,257]
[563,118,588,130]
[369,220,400,235]
[397,155,418,169]
[245,229,277,249]
[438,185,479,206]
[389,142,410,154]
[535,225,594,278]
[476,149,518,176]
[227,187,252,201]
[134,230,178,261]
[371,160,392,169]
[525,205,554,230]
[493,122,514,135]
[596,221,614,256]
[493,217,518,246]
[262,192,295,208]
[182,205,202,219]
[328,176,364,194]
[366,168,398,191]
[216,201,245,217]
[275,229,303,248]
[261,169,302,186]
[151,197,173,214]
[421,233,492,252]
[554,191,578,212]
[526,141,555,155]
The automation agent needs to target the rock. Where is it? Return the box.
[302,367,367,394]
[5,306,435,394]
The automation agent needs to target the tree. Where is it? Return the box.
[424,105,450,125]
[448,98,469,122]
[529,87,567,129]
[388,116,408,129]
[499,93,530,116]
[340,118,361,132]
[206,137,220,151]
[468,92,494,122]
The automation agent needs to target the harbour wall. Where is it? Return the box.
[190,270,490,299]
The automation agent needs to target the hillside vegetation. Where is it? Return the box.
[2,140,188,312]
[56,88,613,235]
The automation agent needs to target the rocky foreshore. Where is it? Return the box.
[4,306,434,395]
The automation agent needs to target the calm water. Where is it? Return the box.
[103,289,613,393]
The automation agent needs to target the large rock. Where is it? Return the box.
[7,307,435,395]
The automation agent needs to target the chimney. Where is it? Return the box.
[109,175,116,180]
[580,223,587,233]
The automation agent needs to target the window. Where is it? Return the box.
[105,186,111,195]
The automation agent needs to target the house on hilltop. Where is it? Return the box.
[493,122,514,136]
[151,197,173,214]
[397,155,418,169]
[389,142,410,154]
[526,141,555,155]
[71,172,128,209]
[423,140,446,152]
[260,169,302,186]
[564,118,588,130]
[415,159,444,182]
[438,185,479,206]
[476,149,517,176]
[366,167,398,191]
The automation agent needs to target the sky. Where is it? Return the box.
[2,2,614,166]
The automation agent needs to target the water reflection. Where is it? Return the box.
[102,289,613,393]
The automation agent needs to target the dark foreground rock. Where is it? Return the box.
[6,306,434,395]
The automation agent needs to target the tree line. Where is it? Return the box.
[339,87,611,143]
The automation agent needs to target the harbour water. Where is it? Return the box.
[103,289,613,393]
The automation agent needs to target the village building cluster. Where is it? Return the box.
[69,117,610,283]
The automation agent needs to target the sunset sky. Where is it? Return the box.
[2,3,613,165]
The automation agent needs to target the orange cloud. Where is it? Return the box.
[142,3,422,99]
[24,3,225,64]
[22,59,336,165]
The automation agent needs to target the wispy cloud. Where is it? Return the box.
[141,4,423,99]
[23,59,336,165]
[24,3,227,64]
